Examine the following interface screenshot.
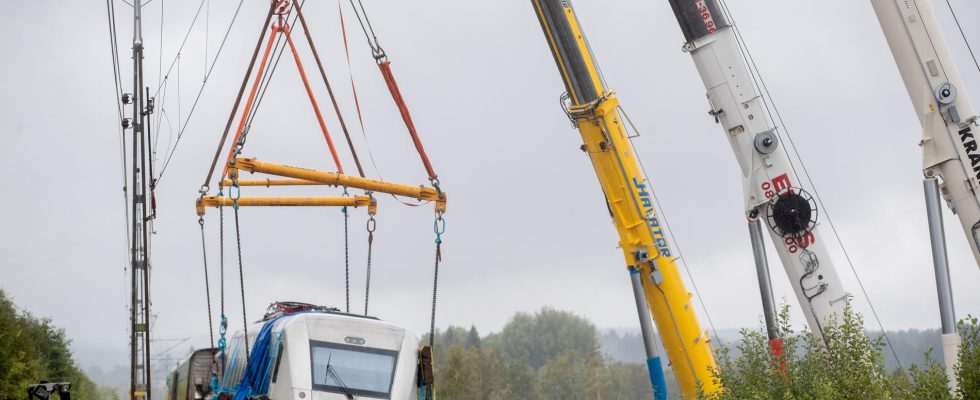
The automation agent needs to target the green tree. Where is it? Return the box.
[0,289,110,400]
[704,301,979,400]
[894,350,953,400]
[465,326,481,348]
[957,315,980,399]
[496,308,598,369]
[535,350,590,400]
[435,345,483,400]
[0,290,40,398]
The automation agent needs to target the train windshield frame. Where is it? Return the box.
[309,340,399,398]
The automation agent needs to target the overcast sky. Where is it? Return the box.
[2,0,980,372]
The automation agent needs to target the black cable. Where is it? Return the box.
[106,0,131,253]
[294,0,365,177]
[155,0,246,185]
[199,218,216,350]
[344,206,351,313]
[241,29,289,133]
[621,107,722,346]
[151,0,207,98]
[201,3,277,190]
[944,0,980,75]
[346,0,382,54]
[157,0,164,96]
[204,0,209,77]
[364,219,374,316]
[229,2,304,154]
[233,207,249,366]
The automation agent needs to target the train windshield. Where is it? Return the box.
[310,340,399,398]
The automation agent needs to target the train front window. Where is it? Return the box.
[310,340,398,398]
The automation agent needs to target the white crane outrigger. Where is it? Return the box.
[869,0,977,388]
[661,0,852,349]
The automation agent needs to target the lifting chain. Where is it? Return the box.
[217,194,228,385]
[424,212,445,400]
[230,176,250,367]
[198,216,218,394]
[342,188,351,313]
[364,211,376,315]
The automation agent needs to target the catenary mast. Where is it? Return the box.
[123,0,153,397]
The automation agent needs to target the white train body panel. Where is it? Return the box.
[221,312,420,400]
[871,0,980,267]
[685,27,849,335]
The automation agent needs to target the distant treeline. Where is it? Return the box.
[427,307,675,399]
[429,304,979,400]
[0,289,115,400]
[600,325,949,371]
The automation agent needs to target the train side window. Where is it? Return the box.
[272,342,284,383]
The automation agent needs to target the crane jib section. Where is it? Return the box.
[532,0,720,397]
[869,0,980,268]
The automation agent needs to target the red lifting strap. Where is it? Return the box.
[378,61,438,182]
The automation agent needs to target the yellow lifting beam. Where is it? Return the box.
[230,157,447,213]
[221,178,322,187]
[196,195,376,216]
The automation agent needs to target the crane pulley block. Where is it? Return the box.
[566,92,620,121]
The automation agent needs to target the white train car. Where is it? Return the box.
[166,348,216,400]
[215,304,424,400]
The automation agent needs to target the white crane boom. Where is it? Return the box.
[869,0,976,389]
[664,0,851,341]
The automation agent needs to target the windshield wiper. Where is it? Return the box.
[325,356,356,400]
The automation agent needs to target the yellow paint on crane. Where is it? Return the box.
[533,1,720,397]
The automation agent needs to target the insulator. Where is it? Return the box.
[122,118,133,129]
[122,93,133,104]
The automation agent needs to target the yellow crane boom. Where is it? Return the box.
[531,0,719,397]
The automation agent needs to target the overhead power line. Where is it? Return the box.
[156,0,247,186]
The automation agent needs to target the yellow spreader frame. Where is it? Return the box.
[196,158,446,216]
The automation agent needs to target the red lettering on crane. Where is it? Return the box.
[694,0,718,33]
[762,173,816,253]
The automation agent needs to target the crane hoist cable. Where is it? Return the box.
[338,2,371,168]
[202,3,276,193]
[156,0,248,187]
[344,0,439,185]
[219,12,347,177]
[294,0,365,178]
[943,0,980,75]
[338,0,440,209]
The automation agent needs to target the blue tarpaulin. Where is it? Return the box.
[229,316,285,400]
